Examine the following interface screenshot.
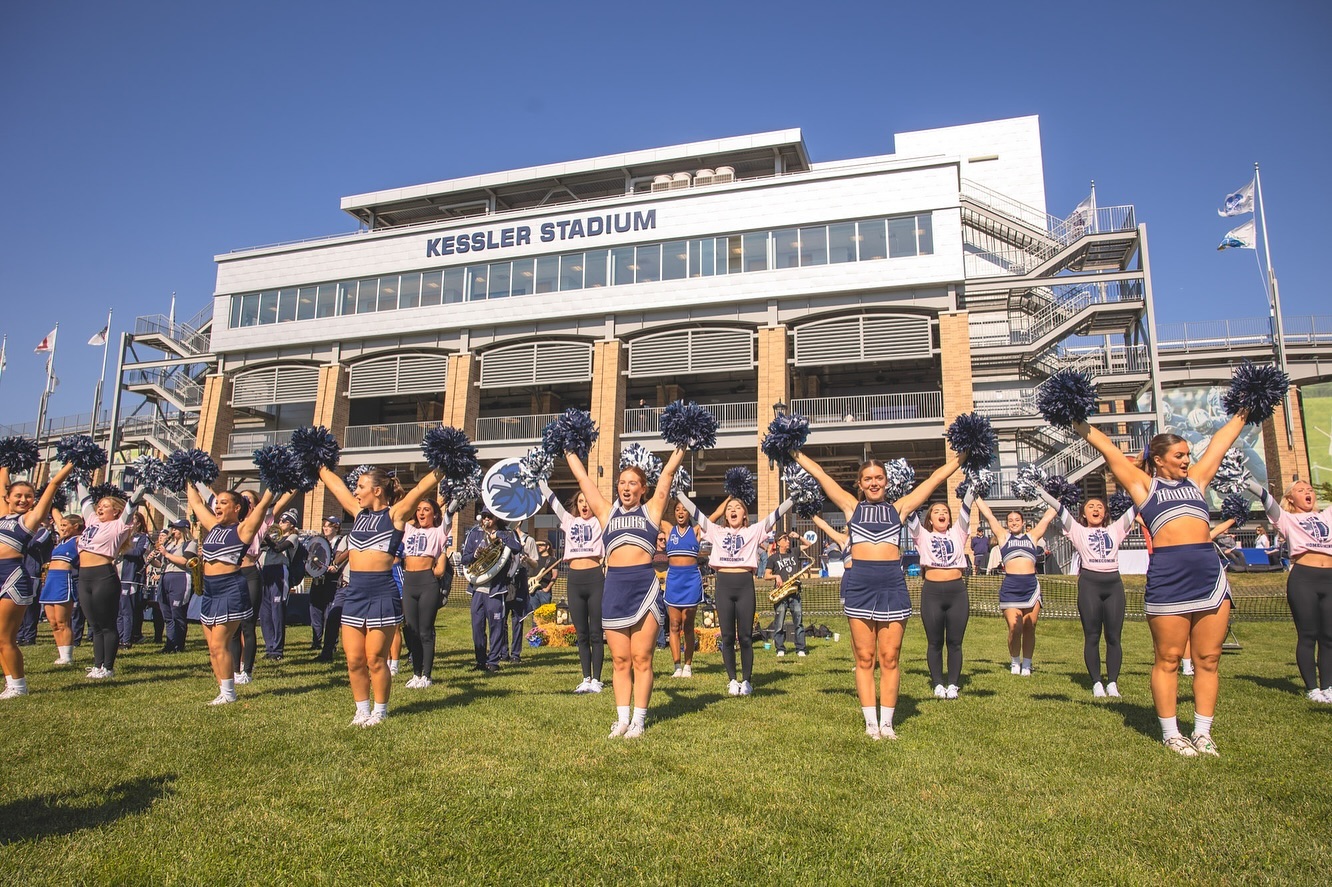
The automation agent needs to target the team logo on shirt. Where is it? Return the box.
[1087,530,1112,561]
[721,533,744,557]
[1301,515,1330,542]
[570,523,595,545]
[930,537,955,561]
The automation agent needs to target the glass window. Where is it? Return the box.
[689,238,715,277]
[467,265,487,301]
[510,258,533,296]
[276,288,297,323]
[560,254,584,291]
[917,214,933,255]
[584,250,608,288]
[315,283,337,318]
[241,293,259,327]
[773,228,799,269]
[420,270,442,307]
[399,273,422,309]
[442,268,465,303]
[724,235,742,274]
[339,281,357,316]
[356,278,378,313]
[535,255,559,293]
[661,241,687,280]
[295,286,317,321]
[376,276,397,311]
[858,219,887,260]
[743,232,768,272]
[829,222,856,263]
[230,296,243,328]
[612,247,635,286]
[487,262,511,299]
[258,291,278,325]
[635,243,661,283]
[799,226,827,265]
[888,216,917,257]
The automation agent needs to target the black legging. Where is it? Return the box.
[1287,563,1332,691]
[78,563,121,670]
[227,564,261,675]
[714,571,756,683]
[920,576,969,687]
[1077,570,1125,684]
[565,566,604,681]
[402,569,444,679]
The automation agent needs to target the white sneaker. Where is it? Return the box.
[1181,659,1195,676]
[416,676,432,689]
[1010,662,1022,675]
[1020,667,1032,677]
[1093,682,1107,698]
[739,680,753,696]
[933,684,947,698]
[1307,688,1325,702]
[53,656,73,666]
[624,722,646,739]
[362,711,387,728]
[776,650,785,658]
[588,679,604,693]
[350,711,371,727]
[405,676,421,689]
[879,725,898,740]
[574,678,593,694]
[89,667,113,680]
[681,665,692,678]
[1106,682,1121,698]
[945,685,959,699]
[0,685,28,699]
[85,666,105,679]
[387,661,399,676]
[671,667,683,678]
[1321,687,1332,703]
[1163,735,1199,757]
[797,651,806,658]
[1190,732,1220,757]
[234,672,252,685]
[727,679,741,696]
[208,693,234,706]
[86,665,100,674]
[608,721,630,738]
[865,724,882,741]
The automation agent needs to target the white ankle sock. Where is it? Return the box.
[1159,716,1181,740]
[220,678,235,694]
[373,702,388,716]
[617,705,631,724]
[355,699,372,716]
[862,706,878,729]
[1021,658,1032,669]
[1193,714,1213,736]
[58,645,73,660]
[880,707,895,729]
[1010,656,1021,668]
[631,706,647,726]
[11,677,27,692]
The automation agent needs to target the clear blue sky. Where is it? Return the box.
[2,0,1327,425]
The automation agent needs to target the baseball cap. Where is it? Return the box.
[169,519,189,529]
[323,515,342,525]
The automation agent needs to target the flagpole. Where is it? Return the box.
[35,324,59,444]
[88,308,113,437]
[0,335,7,391]
[1254,163,1293,448]
[1089,180,1097,233]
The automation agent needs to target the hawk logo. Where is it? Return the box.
[1087,530,1112,561]
[1301,516,1330,542]
[721,533,745,557]
[930,537,955,561]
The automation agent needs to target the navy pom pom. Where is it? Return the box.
[38,482,71,513]
[541,409,599,461]
[421,425,480,481]
[619,443,662,486]
[87,482,127,504]
[1043,474,1082,512]
[1107,491,1135,521]
[1211,448,1250,495]
[441,466,483,515]
[162,449,219,492]
[1220,492,1250,528]
[344,464,374,490]
[125,455,167,491]
[945,413,998,471]
[760,414,810,467]
[254,444,305,494]
[956,468,996,500]
[670,467,693,497]
[56,434,107,471]
[1036,370,1098,428]
[1222,360,1289,425]
[882,458,916,502]
[658,401,719,451]
[519,447,555,487]
[724,466,757,505]
[0,436,41,473]
[1010,464,1047,501]
[289,426,341,472]
[783,464,824,519]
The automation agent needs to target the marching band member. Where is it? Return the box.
[540,485,607,694]
[400,497,451,688]
[462,510,522,674]
[974,501,1055,678]
[154,519,197,653]
[257,509,299,660]
[76,478,148,680]
[309,516,346,654]
[764,532,809,660]
[501,526,540,665]
[115,511,151,649]
[907,488,978,699]
[40,511,83,665]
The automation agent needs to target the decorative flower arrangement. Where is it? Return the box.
[532,603,558,626]
[526,623,577,647]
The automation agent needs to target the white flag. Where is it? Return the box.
[34,327,57,353]
[1070,190,1096,234]
[1218,180,1254,217]
[1217,218,1256,250]
[88,326,108,346]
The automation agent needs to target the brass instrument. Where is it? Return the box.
[465,534,512,586]
[768,562,816,604]
[188,556,203,591]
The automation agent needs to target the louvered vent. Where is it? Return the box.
[628,328,755,378]
[348,354,448,399]
[479,341,593,389]
[231,365,321,408]
[793,314,932,367]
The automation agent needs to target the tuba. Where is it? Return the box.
[465,534,512,587]
[768,562,816,604]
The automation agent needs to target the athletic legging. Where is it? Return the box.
[1287,563,1332,691]
[1077,570,1125,684]
[565,566,604,681]
[78,563,121,670]
[920,576,969,687]
[714,571,756,683]
[227,565,261,674]
[402,569,443,679]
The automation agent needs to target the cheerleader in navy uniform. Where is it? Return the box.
[539,484,607,693]
[317,465,451,727]
[186,484,275,704]
[0,461,77,697]
[974,501,1055,677]
[228,488,297,684]
[794,452,964,739]
[661,500,714,679]
[41,512,84,665]
[563,445,685,738]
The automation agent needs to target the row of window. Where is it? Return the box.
[228,214,935,328]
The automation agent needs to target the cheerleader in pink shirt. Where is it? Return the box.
[907,486,978,699]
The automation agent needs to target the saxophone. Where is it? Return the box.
[768,562,816,604]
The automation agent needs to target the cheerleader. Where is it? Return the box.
[317,465,447,726]
[1246,476,1332,701]
[0,461,77,697]
[400,496,451,689]
[41,512,84,665]
[76,480,148,680]
[661,500,715,679]
[1038,491,1137,698]
[186,483,274,704]
[540,484,607,693]
[907,486,978,699]
[562,446,685,738]
[1073,417,1248,757]
[794,452,964,739]
[674,491,792,695]
[228,489,297,684]
[974,500,1055,677]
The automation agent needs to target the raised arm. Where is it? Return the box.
[811,514,848,547]
[974,497,1008,545]
[564,452,610,525]
[0,467,9,517]
[1192,413,1250,490]
[541,481,571,522]
[186,483,219,531]
[760,498,795,533]
[318,465,362,516]
[21,462,77,532]
[1246,477,1284,524]
[1028,508,1057,546]
[673,491,713,534]
[1072,421,1151,502]
[793,451,858,515]
[1210,520,1237,542]
[392,468,443,524]
[119,486,149,526]
[895,452,964,518]
[1109,504,1139,540]
[237,489,276,545]
[645,448,686,524]
[1035,489,1073,534]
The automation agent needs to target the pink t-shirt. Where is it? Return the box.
[247,511,274,559]
[908,494,974,569]
[78,510,132,558]
[676,494,791,571]
[548,494,604,560]
[402,523,448,559]
[1255,483,1332,558]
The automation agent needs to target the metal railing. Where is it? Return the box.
[124,368,204,408]
[974,390,1036,419]
[134,314,212,355]
[623,401,758,435]
[1031,343,1150,378]
[0,410,113,439]
[971,280,1143,349]
[475,412,566,443]
[343,421,436,450]
[227,429,293,454]
[148,418,196,451]
[1157,315,1332,352]
[790,391,944,425]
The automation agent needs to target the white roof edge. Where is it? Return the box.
[339,128,806,211]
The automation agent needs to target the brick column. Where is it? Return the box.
[588,340,626,503]
[302,363,349,531]
[756,326,790,519]
[1261,384,1311,493]
[196,374,235,466]
[939,312,974,510]
[442,352,481,542]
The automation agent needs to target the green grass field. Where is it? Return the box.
[3,584,1330,885]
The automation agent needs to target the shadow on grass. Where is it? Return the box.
[1095,699,1159,741]
[1232,672,1304,696]
[391,682,515,716]
[1030,692,1072,703]
[0,774,175,845]
[268,678,344,697]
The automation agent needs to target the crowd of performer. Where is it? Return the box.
[2,361,1330,761]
